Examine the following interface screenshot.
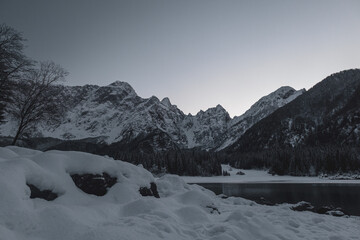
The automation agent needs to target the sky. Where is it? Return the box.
[1,0,360,117]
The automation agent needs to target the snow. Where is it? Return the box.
[182,164,360,184]
[216,87,305,151]
[1,147,359,240]
[161,97,172,108]
[1,82,304,152]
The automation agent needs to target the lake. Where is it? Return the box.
[196,183,360,216]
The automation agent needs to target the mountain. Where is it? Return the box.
[216,86,305,150]
[1,81,304,153]
[225,69,360,153]
[222,69,360,176]
[3,69,359,176]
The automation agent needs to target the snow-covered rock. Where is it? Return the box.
[0,146,359,240]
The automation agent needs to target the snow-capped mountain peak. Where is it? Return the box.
[107,80,137,96]
[161,97,172,108]
[238,86,305,121]
[197,104,228,117]
[1,82,304,151]
[215,86,305,150]
[108,80,134,89]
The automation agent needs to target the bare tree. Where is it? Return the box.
[0,23,33,123]
[8,61,68,145]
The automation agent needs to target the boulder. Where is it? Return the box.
[139,182,160,198]
[326,210,345,217]
[27,183,58,201]
[291,201,315,212]
[316,206,333,214]
[70,172,117,196]
[291,202,348,217]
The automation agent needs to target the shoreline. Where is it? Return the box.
[181,165,360,184]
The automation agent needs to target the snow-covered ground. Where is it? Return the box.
[182,164,360,184]
[0,147,359,240]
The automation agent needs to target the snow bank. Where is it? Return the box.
[0,147,359,240]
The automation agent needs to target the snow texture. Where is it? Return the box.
[0,147,359,240]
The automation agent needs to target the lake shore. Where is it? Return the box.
[181,165,360,184]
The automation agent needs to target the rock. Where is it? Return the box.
[236,171,245,175]
[206,205,220,214]
[316,206,333,214]
[291,201,315,212]
[218,194,228,199]
[256,197,275,206]
[27,183,58,201]
[290,202,348,217]
[139,182,160,198]
[70,172,117,196]
[326,210,345,217]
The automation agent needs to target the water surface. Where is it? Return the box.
[196,183,360,216]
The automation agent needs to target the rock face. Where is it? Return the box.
[1,81,303,153]
[181,104,232,150]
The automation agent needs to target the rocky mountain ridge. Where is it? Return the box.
[0,81,304,152]
[225,69,360,153]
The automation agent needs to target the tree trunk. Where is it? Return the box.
[11,124,23,145]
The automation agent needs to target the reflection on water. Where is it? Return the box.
[196,183,360,216]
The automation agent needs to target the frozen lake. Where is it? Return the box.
[196,183,360,216]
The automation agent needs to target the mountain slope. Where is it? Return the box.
[216,86,305,150]
[225,69,360,153]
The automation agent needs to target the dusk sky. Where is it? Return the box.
[1,0,360,117]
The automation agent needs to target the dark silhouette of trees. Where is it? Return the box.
[225,145,360,176]
[8,61,68,145]
[0,24,67,145]
[0,23,33,123]
[114,149,222,176]
[43,139,222,176]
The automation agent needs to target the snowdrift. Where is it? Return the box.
[0,146,359,240]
